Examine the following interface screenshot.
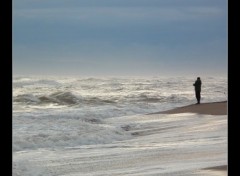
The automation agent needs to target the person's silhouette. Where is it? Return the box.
[193,77,202,104]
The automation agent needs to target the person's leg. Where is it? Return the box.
[195,91,198,104]
[196,91,200,104]
[199,91,201,103]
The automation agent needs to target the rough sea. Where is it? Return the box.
[13,76,227,176]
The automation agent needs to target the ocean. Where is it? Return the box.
[13,76,227,176]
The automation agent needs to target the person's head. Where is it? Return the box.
[197,77,200,80]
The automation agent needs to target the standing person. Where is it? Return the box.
[193,77,202,104]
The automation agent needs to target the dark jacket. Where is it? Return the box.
[193,79,201,92]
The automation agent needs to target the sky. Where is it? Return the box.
[13,0,227,77]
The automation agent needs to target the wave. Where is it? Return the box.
[12,116,132,152]
[14,92,78,105]
[14,92,187,107]
[13,77,228,114]
[14,94,40,104]
[124,93,189,104]
[43,92,78,104]
[14,91,117,106]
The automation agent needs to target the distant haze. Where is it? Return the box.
[13,0,227,77]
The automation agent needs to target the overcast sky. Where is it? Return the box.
[13,0,227,77]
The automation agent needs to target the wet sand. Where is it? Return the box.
[157,101,228,175]
[154,101,227,115]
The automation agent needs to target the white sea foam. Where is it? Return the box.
[13,113,227,176]
[13,76,227,112]
[13,76,227,175]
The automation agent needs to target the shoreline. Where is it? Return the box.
[153,101,228,173]
[151,101,227,115]
[203,165,227,171]
[201,165,227,175]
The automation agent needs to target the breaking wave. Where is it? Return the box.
[14,91,117,106]
[13,91,190,107]
[13,76,227,111]
[12,76,227,152]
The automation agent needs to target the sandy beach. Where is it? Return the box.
[159,101,228,175]
[154,101,227,115]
